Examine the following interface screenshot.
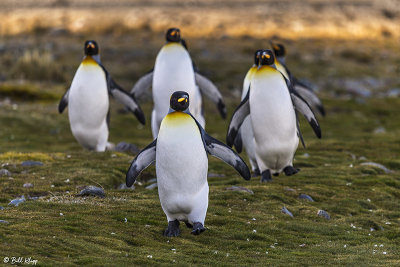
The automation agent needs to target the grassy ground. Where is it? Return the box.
[0,32,400,266]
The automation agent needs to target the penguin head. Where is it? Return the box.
[271,43,286,57]
[253,49,263,65]
[259,50,275,66]
[166,28,181,42]
[84,40,99,56]
[170,91,189,111]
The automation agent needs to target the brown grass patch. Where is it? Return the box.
[0,0,399,39]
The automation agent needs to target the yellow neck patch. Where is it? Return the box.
[249,65,258,75]
[256,65,279,77]
[163,111,193,126]
[165,111,191,119]
[163,42,184,50]
[82,56,98,66]
[245,66,258,82]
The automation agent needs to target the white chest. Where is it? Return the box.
[68,63,109,126]
[153,44,196,106]
[156,113,208,194]
[249,69,296,141]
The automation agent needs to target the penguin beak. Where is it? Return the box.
[171,31,177,36]
[262,54,271,59]
[177,97,186,103]
[87,43,95,49]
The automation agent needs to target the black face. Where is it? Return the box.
[166,28,181,42]
[84,40,99,56]
[170,91,189,111]
[272,43,286,57]
[259,50,275,66]
[254,49,263,65]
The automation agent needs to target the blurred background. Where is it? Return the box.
[0,0,399,105]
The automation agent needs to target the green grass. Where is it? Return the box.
[1,97,399,266]
[0,35,400,266]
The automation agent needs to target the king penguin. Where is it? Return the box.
[130,28,226,139]
[227,50,321,182]
[58,40,145,151]
[126,91,250,237]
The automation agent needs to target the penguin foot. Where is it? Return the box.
[185,222,193,228]
[283,166,300,176]
[191,222,206,235]
[252,168,261,177]
[164,220,181,237]
[260,170,272,182]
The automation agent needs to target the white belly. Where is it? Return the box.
[152,44,202,132]
[156,112,208,222]
[68,63,109,151]
[250,70,298,172]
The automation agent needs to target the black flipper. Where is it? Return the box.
[181,39,188,50]
[126,139,157,187]
[317,104,326,117]
[296,112,306,148]
[58,89,69,114]
[284,76,322,139]
[226,90,250,147]
[293,76,315,92]
[98,63,146,125]
[106,109,110,128]
[130,69,154,100]
[194,72,226,119]
[282,62,326,117]
[233,130,243,153]
[294,84,326,117]
[290,91,322,139]
[190,114,250,181]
